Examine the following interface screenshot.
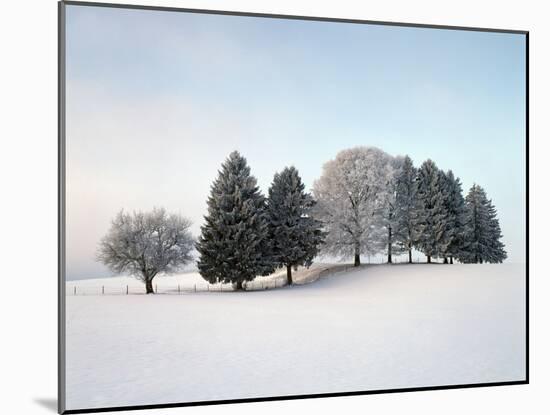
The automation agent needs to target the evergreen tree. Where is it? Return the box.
[461,185,487,263]
[442,171,467,264]
[486,201,507,263]
[266,167,325,285]
[393,155,422,263]
[460,184,507,263]
[196,151,274,290]
[415,159,451,263]
[436,169,456,264]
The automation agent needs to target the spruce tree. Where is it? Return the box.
[393,155,422,263]
[442,171,467,264]
[461,185,488,263]
[266,167,325,285]
[460,184,507,263]
[196,151,274,290]
[415,159,451,263]
[437,169,456,264]
[486,201,507,263]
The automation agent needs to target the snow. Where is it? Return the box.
[64,263,526,411]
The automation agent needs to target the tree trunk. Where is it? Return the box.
[450,256,454,264]
[287,265,293,285]
[427,255,431,264]
[408,248,412,264]
[145,279,154,294]
[235,280,243,291]
[387,227,392,263]
[443,257,448,264]
[354,242,361,267]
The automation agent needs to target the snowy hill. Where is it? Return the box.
[64,263,526,411]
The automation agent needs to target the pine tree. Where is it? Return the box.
[266,167,325,285]
[460,184,507,263]
[461,185,488,263]
[486,202,507,263]
[196,151,275,290]
[393,155,422,263]
[415,159,451,263]
[437,169,456,264]
[442,171,467,264]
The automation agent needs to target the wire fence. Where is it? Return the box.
[66,277,289,296]
[66,257,436,296]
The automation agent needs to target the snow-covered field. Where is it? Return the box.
[64,263,526,411]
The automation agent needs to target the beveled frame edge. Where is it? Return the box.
[58,1,67,413]
[62,0,528,34]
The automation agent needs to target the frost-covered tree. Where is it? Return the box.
[196,151,274,290]
[393,155,422,263]
[436,169,456,264]
[485,201,507,263]
[415,160,451,263]
[441,170,467,264]
[459,184,507,263]
[376,156,405,263]
[312,147,393,266]
[96,208,194,294]
[266,166,325,285]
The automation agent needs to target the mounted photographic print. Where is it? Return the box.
[58,1,528,413]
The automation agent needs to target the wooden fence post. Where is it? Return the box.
[73,286,76,295]
[178,284,180,294]
[102,286,104,295]
[126,285,128,295]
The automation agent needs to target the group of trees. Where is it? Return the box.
[313,147,507,266]
[96,147,506,293]
[196,151,325,289]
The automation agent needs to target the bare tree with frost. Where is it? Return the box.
[376,155,405,263]
[312,147,393,266]
[393,155,422,263]
[97,208,194,294]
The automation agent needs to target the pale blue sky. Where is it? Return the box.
[65,4,526,279]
